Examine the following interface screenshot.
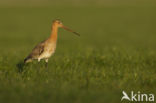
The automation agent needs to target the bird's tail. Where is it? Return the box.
[24,57,32,64]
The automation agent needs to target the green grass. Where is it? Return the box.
[0,3,156,103]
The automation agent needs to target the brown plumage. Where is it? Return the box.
[24,20,80,66]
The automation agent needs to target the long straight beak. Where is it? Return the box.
[62,25,80,36]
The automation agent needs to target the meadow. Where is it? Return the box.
[0,1,156,103]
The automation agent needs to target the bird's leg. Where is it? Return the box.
[45,59,48,69]
[38,59,41,68]
[37,59,41,73]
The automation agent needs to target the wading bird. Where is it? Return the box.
[24,20,80,67]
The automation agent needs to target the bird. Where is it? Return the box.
[24,19,80,67]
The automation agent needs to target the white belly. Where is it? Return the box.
[39,43,56,60]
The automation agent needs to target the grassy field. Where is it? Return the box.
[0,1,156,103]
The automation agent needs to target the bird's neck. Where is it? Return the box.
[49,25,58,41]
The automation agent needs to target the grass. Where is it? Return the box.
[0,2,156,103]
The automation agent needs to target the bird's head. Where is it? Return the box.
[52,19,80,36]
[53,19,63,28]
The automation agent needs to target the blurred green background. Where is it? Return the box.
[0,0,156,103]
